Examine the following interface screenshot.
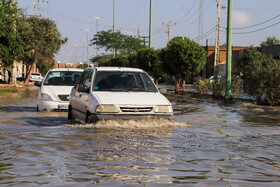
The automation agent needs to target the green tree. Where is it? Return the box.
[260,36,280,47]
[91,54,112,66]
[110,54,130,67]
[91,30,144,57]
[160,37,206,94]
[18,16,67,83]
[0,0,24,69]
[136,48,164,86]
[238,47,280,106]
[36,58,55,76]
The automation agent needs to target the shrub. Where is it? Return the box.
[197,77,210,94]
[197,76,242,99]
[238,47,280,106]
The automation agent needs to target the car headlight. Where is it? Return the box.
[41,93,53,101]
[96,105,119,113]
[154,105,173,113]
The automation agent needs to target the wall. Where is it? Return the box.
[205,46,249,78]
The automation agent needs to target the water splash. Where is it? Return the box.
[64,118,189,129]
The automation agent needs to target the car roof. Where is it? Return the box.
[86,67,144,72]
[49,68,84,72]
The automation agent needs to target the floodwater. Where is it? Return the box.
[0,88,280,186]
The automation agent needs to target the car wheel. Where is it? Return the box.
[68,107,74,120]
[86,113,92,124]
[86,113,97,124]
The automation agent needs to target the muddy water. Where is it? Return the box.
[0,88,280,186]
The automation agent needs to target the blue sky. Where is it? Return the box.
[17,0,280,63]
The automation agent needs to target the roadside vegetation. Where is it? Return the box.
[0,88,17,95]
[238,47,280,106]
[0,0,66,82]
[196,76,242,100]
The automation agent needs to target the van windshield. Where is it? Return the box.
[43,71,82,86]
[93,71,158,92]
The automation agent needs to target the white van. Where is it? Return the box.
[37,68,83,112]
[68,67,174,123]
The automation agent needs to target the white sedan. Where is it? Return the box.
[29,73,43,82]
[37,68,83,112]
[68,67,174,123]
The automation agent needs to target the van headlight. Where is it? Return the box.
[154,105,173,113]
[96,105,119,113]
[41,93,53,101]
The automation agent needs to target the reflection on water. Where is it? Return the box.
[0,90,280,186]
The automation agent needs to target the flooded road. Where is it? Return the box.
[0,88,280,186]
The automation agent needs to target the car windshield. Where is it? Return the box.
[93,71,158,92]
[43,71,82,86]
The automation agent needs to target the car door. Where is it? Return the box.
[71,70,89,120]
[75,70,94,121]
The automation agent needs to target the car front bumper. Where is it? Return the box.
[38,100,69,112]
[90,113,174,122]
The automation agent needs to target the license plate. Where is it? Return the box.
[58,105,68,109]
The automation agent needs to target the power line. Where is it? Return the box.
[222,14,280,30]
[230,21,280,34]
[117,0,149,29]
[175,0,199,24]
[193,25,217,42]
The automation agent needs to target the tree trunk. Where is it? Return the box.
[155,78,159,87]
[175,77,181,95]
[182,79,186,95]
[24,64,33,84]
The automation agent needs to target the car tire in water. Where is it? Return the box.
[86,113,98,124]
[86,113,92,124]
[68,107,74,120]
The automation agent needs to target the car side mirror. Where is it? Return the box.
[78,86,89,93]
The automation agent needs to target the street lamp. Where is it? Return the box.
[90,16,103,59]
[82,28,90,67]
[82,39,85,67]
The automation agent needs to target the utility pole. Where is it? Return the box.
[82,29,90,67]
[82,39,85,66]
[214,0,226,77]
[163,22,176,43]
[214,0,221,76]
[225,0,233,98]
[90,16,103,59]
[149,0,152,48]
[33,0,36,16]
[137,26,141,39]
[113,0,116,58]
[198,0,203,45]
[32,0,48,16]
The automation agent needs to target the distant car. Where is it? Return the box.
[29,72,43,82]
[68,67,174,123]
[37,68,83,112]
[16,73,25,82]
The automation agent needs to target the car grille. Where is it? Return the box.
[120,107,153,113]
[58,95,69,101]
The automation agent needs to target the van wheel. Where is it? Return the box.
[86,113,92,123]
[86,113,97,124]
[68,107,73,120]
